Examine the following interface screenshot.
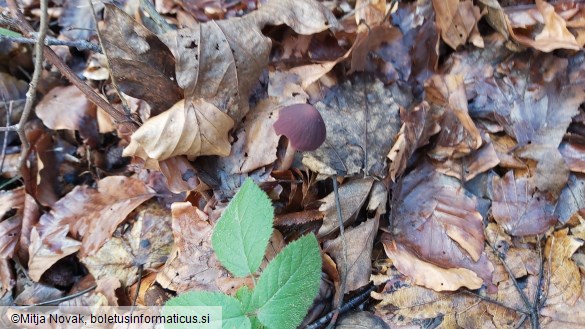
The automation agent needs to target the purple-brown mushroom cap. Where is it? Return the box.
[273,104,326,151]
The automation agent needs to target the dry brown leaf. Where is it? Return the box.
[425,74,483,160]
[372,283,499,327]
[554,174,585,224]
[431,139,500,182]
[35,86,97,136]
[510,0,580,52]
[102,4,183,115]
[544,229,584,307]
[491,171,557,236]
[250,0,339,35]
[123,99,234,161]
[560,141,585,173]
[317,178,374,237]
[324,217,379,293]
[432,0,483,49]
[390,163,494,290]
[0,215,21,259]
[382,239,483,291]
[337,311,389,329]
[28,226,81,282]
[541,277,585,326]
[82,201,173,287]
[388,102,440,181]
[0,187,24,219]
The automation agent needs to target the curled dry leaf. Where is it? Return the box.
[390,163,494,291]
[491,171,558,236]
[382,239,483,291]
[432,0,483,49]
[510,0,580,52]
[0,187,24,219]
[425,74,483,160]
[123,99,234,162]
[27,176,155,280]
[554,174,585,224]
[560,142,585,173]
[249,0,339,35]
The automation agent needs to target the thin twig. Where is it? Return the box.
[0,101,13,173]
[88,0,130,115]
[0,34,102,52]
[306,284,377,329]
[139,0,173,33]
[325,177,348,329]
[12,0,48,171]
[6,0,138,134]
[21,285,98,307]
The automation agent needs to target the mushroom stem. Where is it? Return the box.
[279,142,297,170]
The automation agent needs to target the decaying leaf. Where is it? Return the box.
[303,75,401,177]
[27,176,155,280]
[491,171,557,236]
[554,174,585,224]
[81,201,173,287]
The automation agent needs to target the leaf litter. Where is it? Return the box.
[1,0,585,328]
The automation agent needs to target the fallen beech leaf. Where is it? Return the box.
[303,75,401,177]
[510,0,580,52]
[0,187,24,219]
[560,141,585,173]
[388,102,440,181]
[239,99,281,173]
[541,277,585,326]
[554,174,585,224]
[324,217,379,293]
[30,175,155,271]
[337,311,389,329]
[35,85,98,142]
[82,201,173,287]
[350,25,402,73]
[431,139,499,182]
[0,72,27,145]
[317,178,374,237]
[544,229,583,307]
[432,0,483,49]
[492,171,557,236]
[102,4,183,115]
[382,239,483,291]
[123,99,234,161]
[249,0,339,35]
[390,163,494,290]
[372,283,499,327]
[425,74,483,160]
[28,226,81,282]
[0,215,21,259]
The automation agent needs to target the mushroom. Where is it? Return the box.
[273,103,326,170]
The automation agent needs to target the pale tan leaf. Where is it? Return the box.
[35,86,96,132]
[383,239,483,291]
[511,0,580,52]
[123,99,234,161]
[28,226,81,282]
[544,229,583,307]
[82,202,173,287]
[250,0,339,35]
[432,0,483,49]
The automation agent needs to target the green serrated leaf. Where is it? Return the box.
[235,286,253,313]
[212,178,274,277]
[164,291,251,329]
[0,27,21,37]
[252,234,322,329]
